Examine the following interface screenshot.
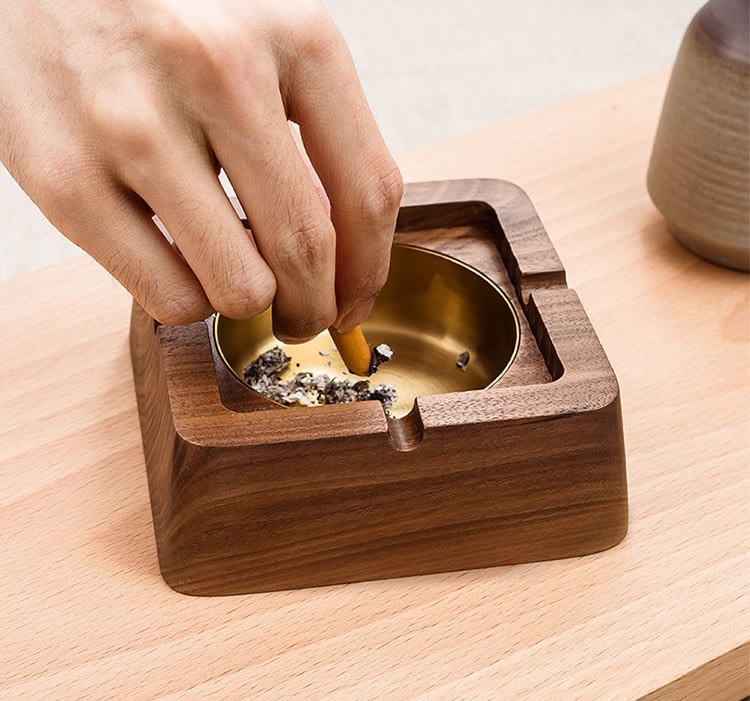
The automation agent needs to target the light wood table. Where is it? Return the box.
[1,72,748,700]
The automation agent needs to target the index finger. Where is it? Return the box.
[280,22,403,331]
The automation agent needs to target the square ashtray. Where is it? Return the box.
[131,178,628,596]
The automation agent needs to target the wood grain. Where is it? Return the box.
[130,179,627,596]
[640,643,749,701]
[0,72,747,699]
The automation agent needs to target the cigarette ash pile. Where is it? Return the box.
[243,346,397,410]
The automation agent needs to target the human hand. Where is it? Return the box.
[0,0,402,340]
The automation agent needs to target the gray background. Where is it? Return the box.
[0,0,703,280]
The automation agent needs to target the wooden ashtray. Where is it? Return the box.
[130,179,629,596]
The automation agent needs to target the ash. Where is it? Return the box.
[244,347,398,410]
[456,351,470,371]
[370,343,393,374]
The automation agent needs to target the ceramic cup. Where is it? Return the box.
[647,0,749,271]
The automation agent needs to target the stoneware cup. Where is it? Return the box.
[647,0,750,271]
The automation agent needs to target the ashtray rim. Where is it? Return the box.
[212,243,521,412]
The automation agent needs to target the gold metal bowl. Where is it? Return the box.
[214,244,520,417]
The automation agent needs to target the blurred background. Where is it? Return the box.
[0,0,704,280]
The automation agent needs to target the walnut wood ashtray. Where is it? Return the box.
[130,179,628,596]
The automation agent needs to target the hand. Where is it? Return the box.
[0,0,403,340]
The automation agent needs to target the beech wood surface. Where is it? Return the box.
[0,72,747,699]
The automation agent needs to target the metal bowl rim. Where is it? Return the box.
[212,242,521,401]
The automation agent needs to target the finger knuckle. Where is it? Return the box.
[294,22,342,66]
[194,33,249,87]
[210,262,277,320]
[99,242,134,284]
[147,10,195,55]
[359,162,404,228]
[272,2,340,65]
[148,285,211,326]
[151,13,256,93]
[89,93,163,161]
[275,209,335,273]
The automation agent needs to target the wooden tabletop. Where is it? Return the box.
[1,72,748,700]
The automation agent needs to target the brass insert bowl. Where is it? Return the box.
[214,244,520,418]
